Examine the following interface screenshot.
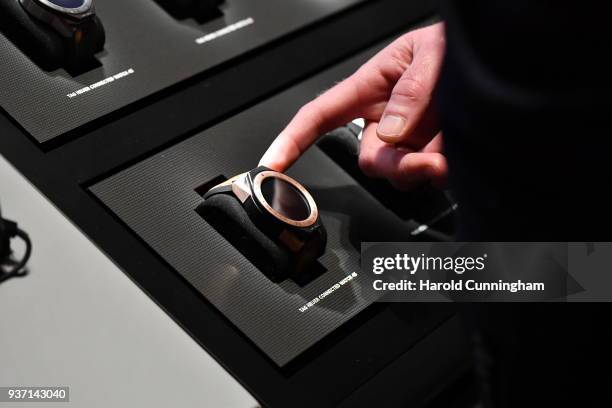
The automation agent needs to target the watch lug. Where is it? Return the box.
[232,177,251,203]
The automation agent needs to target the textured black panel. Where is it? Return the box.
[0,2,466,403]
[0,0,365,143]
[90,84,422,366]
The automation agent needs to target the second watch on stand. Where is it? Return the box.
[19,0,105,68]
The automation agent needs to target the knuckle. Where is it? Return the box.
[298,102,324,129]
[393,76,429,103]
[388,165,404,184]
[297,102,317,121]
[358,152,377,177]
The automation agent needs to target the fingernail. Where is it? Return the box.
[259,138,282,169]
[378,115,407,139]
[259,147,276,167]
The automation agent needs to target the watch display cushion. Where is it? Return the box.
[196,193,292,282]
[0,0,66,71]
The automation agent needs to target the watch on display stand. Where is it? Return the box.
[19,0,105,68]
[200,166,327,281]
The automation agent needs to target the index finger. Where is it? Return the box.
[259,77,362,171]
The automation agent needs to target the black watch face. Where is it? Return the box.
[34,0,92,14]
[45,0,86,8]
[261,177,311,222]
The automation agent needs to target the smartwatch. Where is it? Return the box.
[19,0,105,67]
[203,166,327,273]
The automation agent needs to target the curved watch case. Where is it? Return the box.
[250,170,319,229]
[22,0,94,18]
[20,0,95,39]
[204,169,321,229]
[202,168,326,263]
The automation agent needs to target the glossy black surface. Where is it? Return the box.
[46,0,86,8]
[261,177,311,222]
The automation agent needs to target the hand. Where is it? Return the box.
[259,22,447,191]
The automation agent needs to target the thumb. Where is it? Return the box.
[377,33,444,148]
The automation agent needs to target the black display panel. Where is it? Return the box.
[90,129,423,366]
[0,0,467,404]
[0,0,365,143]
[87,37,442,364]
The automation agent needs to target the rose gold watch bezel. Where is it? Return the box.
[252,171,318,228]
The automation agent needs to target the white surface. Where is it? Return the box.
[0,155,259,408]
